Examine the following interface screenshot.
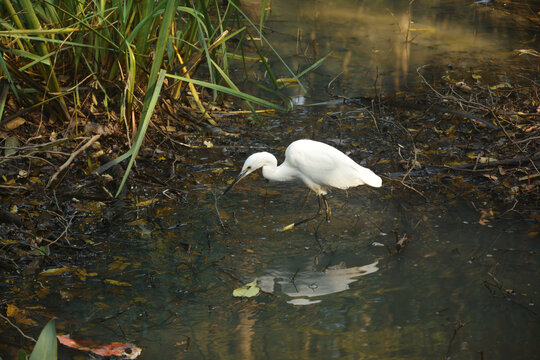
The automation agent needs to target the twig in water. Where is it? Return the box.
[44,210,76,246]
[445,320,467,359]
[47,134,101,188]
[0,313,37,343]
[212,186,226,230]
[327,71,344,91]
[502,200,519,216]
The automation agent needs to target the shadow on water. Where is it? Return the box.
[1,0,539,359]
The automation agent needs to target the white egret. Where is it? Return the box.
[224,139,382,230]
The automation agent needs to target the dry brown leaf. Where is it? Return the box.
[75,268,97,281]
[39,267,72,276]
[4,117,25,130]
[455,81,472,92]
[135,199,158,207]
[478,208,494,226]
[477,156,498,164]
[203,140,214,148]
[108,260,130,271]
[105,279,132,287]
[6,304,37,326]
[396,234,409,253]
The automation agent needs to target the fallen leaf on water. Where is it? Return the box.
[483,174,498,181]
[105,279,132,287]
[108,260,130,271]
[233,279,260,298]
[57,335,141,359]
[489,82,512,90]
[467,153,498,164]
[455,81,472,92]
[60,290,73,301]
[444,161,469,167]
[478,208,494,226]
[472,74,482,81]
[39,267,72,276]
[396,234,409,253]
[477,156,498,164]
[6,304,37,326]
[203,140,214,148]
[29,176,42,184]
[75,268,98,281]
[135,199,158,207]
[72,201,105,213]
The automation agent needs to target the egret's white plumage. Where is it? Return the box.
[224,139,382,230]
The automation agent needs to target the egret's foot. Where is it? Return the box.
[325,208,331,221]
[280,223,296,232]
[280,212,322,231]
[322,195,331,221]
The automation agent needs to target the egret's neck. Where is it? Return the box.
[262,162,297,182]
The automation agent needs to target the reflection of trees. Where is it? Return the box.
[266,0,537,94]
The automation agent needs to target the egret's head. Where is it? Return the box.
[223,152,276,194]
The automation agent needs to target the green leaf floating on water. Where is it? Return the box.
[233,280,260,298]
[29,319,57,360]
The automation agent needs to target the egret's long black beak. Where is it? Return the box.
[223,169,249,195]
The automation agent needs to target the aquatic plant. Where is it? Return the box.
[0,0,312,194]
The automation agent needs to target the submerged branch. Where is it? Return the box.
[46,134,101,188]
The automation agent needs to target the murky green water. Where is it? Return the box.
[262,0,538,97]
[24,170,538,359]
[2,0,539,359]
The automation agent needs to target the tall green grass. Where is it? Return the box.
[1,0,290,121]
[0,0,311,195]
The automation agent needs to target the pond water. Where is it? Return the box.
[2,0,539,359]
[21,145,538,359]
[261,0,538,98]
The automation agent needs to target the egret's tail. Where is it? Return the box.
[358,167,382,188]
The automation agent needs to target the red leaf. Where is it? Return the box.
[57,334,142,359]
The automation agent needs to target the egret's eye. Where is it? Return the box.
[247,166,251,170]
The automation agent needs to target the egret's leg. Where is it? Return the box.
[280,195,323,231]
[316,194,323,215]
[300,189,311,205]
[322,195,331,221]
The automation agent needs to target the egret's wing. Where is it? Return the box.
[285,140,353,190]
[286,140,381,190]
